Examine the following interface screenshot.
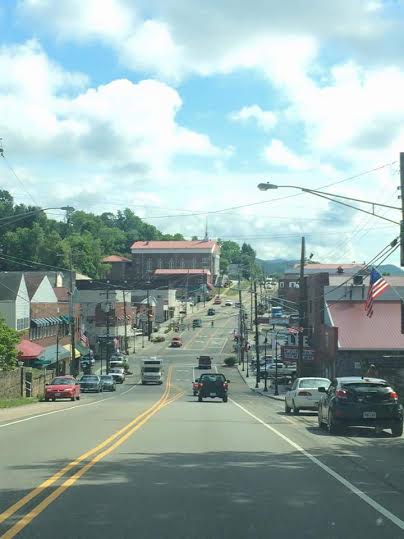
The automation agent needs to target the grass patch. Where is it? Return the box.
[0,396,39,409]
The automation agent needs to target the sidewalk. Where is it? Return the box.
[237,364,287,401]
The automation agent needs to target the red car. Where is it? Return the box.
[45,376,80,402]
[171,336,183,348]
[214,297,222,305]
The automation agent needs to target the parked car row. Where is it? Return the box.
[285,376,404,437]
[44,370,124,401]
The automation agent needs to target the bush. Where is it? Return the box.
[164,328,171,334]
[224,356,237,367]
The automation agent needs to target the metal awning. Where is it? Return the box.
[31,318,51,327]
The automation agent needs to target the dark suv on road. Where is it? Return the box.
[197,373,229,403]
[318,376,403,436]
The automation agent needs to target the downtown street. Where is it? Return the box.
[1,307,404,539]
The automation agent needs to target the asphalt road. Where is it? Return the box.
[2,306,404,538]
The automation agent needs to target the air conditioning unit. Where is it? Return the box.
[353,275,363,286]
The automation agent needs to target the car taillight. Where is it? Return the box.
[389,391,398,401]
[298,391,312,396]
[336,389,348,399]
[198,383,203,388]
[223,383,228,390]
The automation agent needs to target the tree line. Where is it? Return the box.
[0,190,258,278]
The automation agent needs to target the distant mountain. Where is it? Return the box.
[378,264,404,275]
[256,260,404,276]
[256,259,298,275]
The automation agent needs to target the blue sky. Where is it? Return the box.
[0,1,402,263]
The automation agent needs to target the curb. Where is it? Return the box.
[236,366,285,402]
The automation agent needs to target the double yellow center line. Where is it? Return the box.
[0,368,183,539]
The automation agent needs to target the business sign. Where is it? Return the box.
[282,346,315,362]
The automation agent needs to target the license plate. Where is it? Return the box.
[55,393,62,397]
[210,392,216,397]
[363,411,376,419]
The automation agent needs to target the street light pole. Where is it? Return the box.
[263,336,268,392]
[298,237,305,378]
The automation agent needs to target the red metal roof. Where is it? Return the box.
[154,269,211,275]
[131,240,217,250]
[102,255,131,263]
[327,301,404,350]
[17,339,44,360]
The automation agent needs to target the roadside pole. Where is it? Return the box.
[68,250,77,377]
[106,284,110,375]
[254,280,260,388]
[297,237,305,377]
[238,272,244,370]
[123,288,129,354]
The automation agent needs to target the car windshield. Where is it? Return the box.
[299,379,330,389]
[144,367,160,373]
[50,378,73,385]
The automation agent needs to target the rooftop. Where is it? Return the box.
[102,255,131,263]
[131,240,218,251]
[154,269,211,276]
[327,301,404,350]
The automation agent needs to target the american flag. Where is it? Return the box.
[365,268,390,318]
[80,333,89,347]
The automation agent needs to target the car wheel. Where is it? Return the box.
[52,398,56,402]
[285,401,291,414]
[223,396,228,403]
[45,397,49,402]
[198,396,203,402]
[328,410,340,435]
[391,422,403,437]
[318,410,325,429]
[292,401,299,415]
[76,395,80,400]
[71,396,75,401]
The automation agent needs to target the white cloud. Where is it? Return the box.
[263,140,311,171]
[0,41,222,199]
[229,105,277,131]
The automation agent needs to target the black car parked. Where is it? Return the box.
[318,377,403,436]
[197,373,229,403]
[79,375,103,393]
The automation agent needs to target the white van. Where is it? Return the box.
[141,358,164,385]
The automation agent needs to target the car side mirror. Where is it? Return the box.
[45,383,49,386]
[195,379,199,382]
[226,380,230,383]
[318,386,326,393]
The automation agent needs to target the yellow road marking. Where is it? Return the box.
[1,388,184,539]
[0,368,173,527]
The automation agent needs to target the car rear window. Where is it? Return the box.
[200,374,225,383]
[342,382,393,400]
[299,379,330,389]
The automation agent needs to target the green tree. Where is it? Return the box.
[0,318,20,371]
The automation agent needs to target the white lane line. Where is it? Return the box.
[231,399,404,532]
[0,385,136,429]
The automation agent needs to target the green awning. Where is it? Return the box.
[34,344,70,367]
[76,342,90,356]
[31,318,51,327]
[58,315,71,324]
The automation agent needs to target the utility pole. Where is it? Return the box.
[146,281,151,341]
[106,283,111,375]
[250,279,253,331]
[68,250,77,377]
[123,288,129,354]
[298,237,305,377]
[400,152,404,267]
[254,280,260,389]
[238,272,244,370]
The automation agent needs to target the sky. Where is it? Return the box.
[0,0,403,263]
